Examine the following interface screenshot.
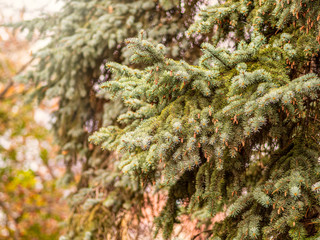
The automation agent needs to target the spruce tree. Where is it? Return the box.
[15,0,205,239]
[89,0,320,239]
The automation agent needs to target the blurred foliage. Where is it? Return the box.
[0,22,67,239]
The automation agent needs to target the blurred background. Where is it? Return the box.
[0,0,68,239]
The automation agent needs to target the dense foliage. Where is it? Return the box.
[17,0,206,239]
[17,0,320,239]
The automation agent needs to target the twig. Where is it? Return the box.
[0,81,13,99]
[207,48,232,70]
[191,229,213,240]
[0,57,35,100]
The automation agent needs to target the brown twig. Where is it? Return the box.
[0,57,35,100]
[191,229,213,240]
